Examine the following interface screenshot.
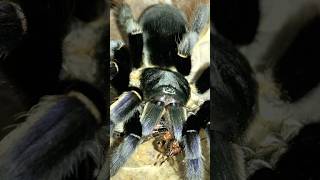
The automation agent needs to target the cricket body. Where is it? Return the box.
[108,1,210,180]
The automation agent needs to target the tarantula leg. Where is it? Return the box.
[110,41,132,91]
[196,101,210,127]
[0,1,27,60]
[114,3,143,68]
[167,104,187,142]
[109,40,126,80]
[110,39,124,60]
[178,4,209,57]
[109,113,142,177]
[141,102,165,136]
[128,31,143,68]
[182,101,210,180]
[116,3,142,35]
[195,67,210,94]
[110,90,142,132]
[184,131,202,180]
[0,87,103,180]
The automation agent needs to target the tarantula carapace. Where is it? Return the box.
[109,2,210,179]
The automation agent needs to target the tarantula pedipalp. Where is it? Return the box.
[109,2,210,179]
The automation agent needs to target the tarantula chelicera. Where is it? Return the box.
[109,2,210,179]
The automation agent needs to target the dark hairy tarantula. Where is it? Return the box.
[109,1,210,179]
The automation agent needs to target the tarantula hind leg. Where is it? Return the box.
[109,113,142,177]
[116,2,142,35]
[178,4,209,58]
[115,2,143,68]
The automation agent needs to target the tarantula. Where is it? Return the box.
[109,2,210,179]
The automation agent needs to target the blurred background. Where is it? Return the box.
[213,0,320,179]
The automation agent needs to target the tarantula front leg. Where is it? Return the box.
[109,100,166,177]
[110,89,142,132]
[109,113,142,177]
[183,101,210,180]
[178,4,209,58]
